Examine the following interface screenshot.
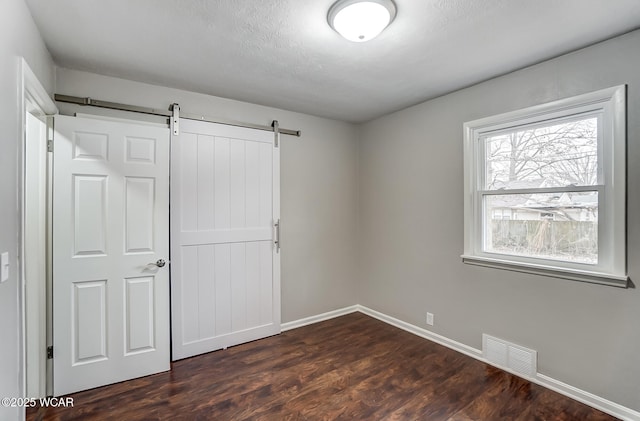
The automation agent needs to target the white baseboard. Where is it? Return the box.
[356,305,484,360]
[281,304,640,421]
[281,305,359,332]
[534,373,640,421]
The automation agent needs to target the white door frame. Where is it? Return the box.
[19,58,57,408]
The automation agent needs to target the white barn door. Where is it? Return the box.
[52,115,170,396]
[171,119,281,360]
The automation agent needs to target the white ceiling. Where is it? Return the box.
[25,0,640,122]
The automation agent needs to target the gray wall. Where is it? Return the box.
[55,68,360,323]
[358,29,640,411]
[0,1,54,420]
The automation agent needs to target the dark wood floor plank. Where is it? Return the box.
[27,313,619,421]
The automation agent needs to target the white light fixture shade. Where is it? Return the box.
[328,0,397,42]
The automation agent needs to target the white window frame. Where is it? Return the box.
[462,86,627,287]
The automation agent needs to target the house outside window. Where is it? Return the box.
[462,86,627,287]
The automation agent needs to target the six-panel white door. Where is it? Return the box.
[171,119,281,360]
[52,115,170,396]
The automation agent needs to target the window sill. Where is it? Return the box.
[461,255,628,288]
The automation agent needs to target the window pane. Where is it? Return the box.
[484,117,598,190]
[484,192,598,264]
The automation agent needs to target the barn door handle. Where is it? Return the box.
[274,220,280,252]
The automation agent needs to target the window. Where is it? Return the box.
[462,86,627,287]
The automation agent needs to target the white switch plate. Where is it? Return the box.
[1,252,9,283]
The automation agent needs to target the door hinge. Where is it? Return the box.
[47,346,53,359]
[46,116,54,152]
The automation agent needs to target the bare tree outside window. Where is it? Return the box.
[485,118,598,189]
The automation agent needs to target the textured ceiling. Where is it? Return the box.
[25,0,640,122]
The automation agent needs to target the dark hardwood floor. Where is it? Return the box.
[27,313,617,420]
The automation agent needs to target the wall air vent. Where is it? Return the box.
[482,334,537,378]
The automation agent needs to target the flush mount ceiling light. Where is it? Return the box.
[328,0,397,42]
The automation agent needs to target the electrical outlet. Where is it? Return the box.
[426,312,434,326]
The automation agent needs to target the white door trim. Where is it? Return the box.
[19,57,57,413]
